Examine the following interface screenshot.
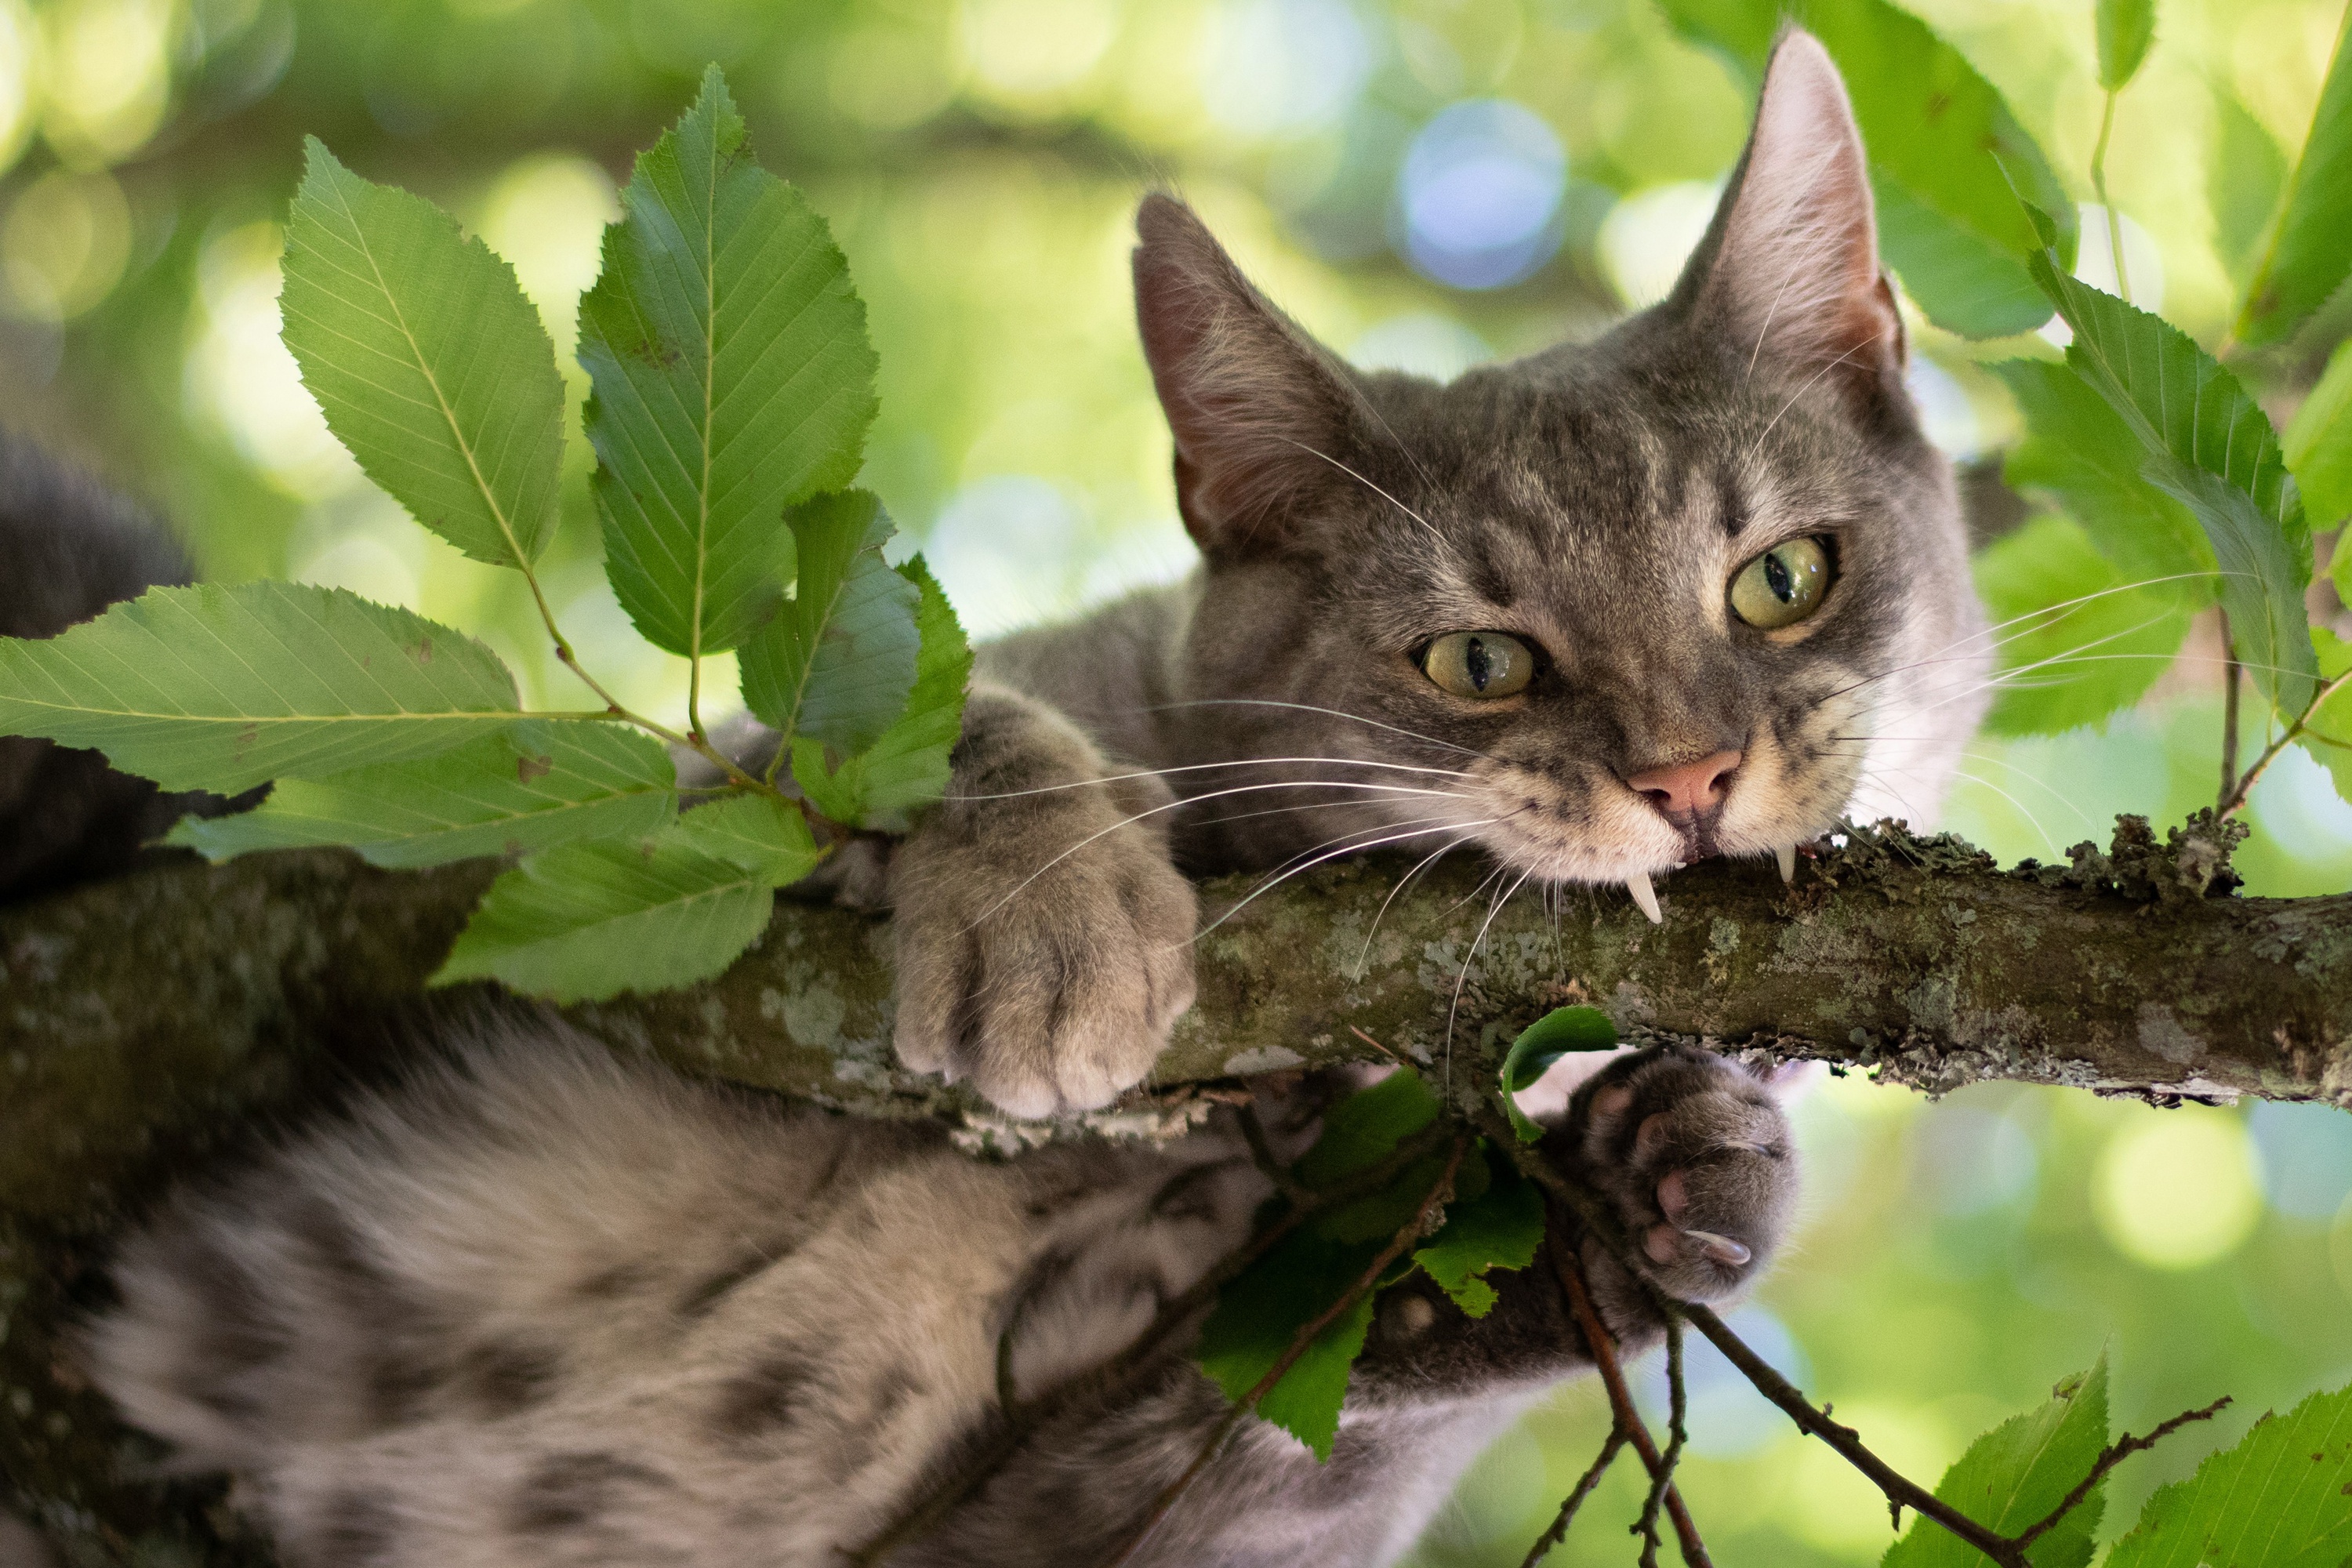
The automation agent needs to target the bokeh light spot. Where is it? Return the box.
[2094,1110,2260,1269]
[1,169,130,320]
[1393,99,1565,290]
[1912,1103,2038,1216]
[0,0,36,175]
[2251,742,2352,859]
[2038,205,2165,348]
[1347,312,1488,381]
[477,154,619,357]
[960,0,1120,107]
[1635,1305,1810,1458]
[2250,1100,2352,1221]
[38,0,174,167]
[1595,180,1717,309]
[1200,0,1371,138]
[184,219,357,499]
[1904,356,1986,464]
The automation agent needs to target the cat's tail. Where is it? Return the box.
[0,432,247,903]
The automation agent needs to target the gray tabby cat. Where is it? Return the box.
[48,29,1989,1568]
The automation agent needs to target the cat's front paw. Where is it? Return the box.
[1561,1046,1798,1322]
[888,695,1198,1118]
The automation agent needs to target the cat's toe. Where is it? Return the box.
[1564,1045,1798,1305]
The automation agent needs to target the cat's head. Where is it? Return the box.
[1133,29,1989,906]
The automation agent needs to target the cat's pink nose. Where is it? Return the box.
[1624,750,1742,821]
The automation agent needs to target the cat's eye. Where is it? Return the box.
[1421,631,1535,699]
[1729,536,1832,630]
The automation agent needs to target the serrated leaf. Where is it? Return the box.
[1501,1004,1620,1142]
[1882,1359,2109,1568]
[2300,628,2352,806]
[1659,0,2076,338]
[789,557,972,832]
[2234,5,2352,348]
[2286,337,2352,538]
[673,791,823,881]
[579,64,878,659]
[281,140,564,570]
[2025,247,2315,717]
[739,489,919,755]
[1973,514,2192,736]
[2211,90,2290,287]
[167,720,676,867]
[2105,1381,2352,1568]
[1196,1229,1381,1461]
[2141,458,2318,719]
[1991,359,2216,602]
[433,795,822,1002]
[1296,1070,1440,1189]
[1411,1158,1544,1319]
[0,582,518,795]
[2095,0,2155,92]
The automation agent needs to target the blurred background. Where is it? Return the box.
[2,0,2348,1559]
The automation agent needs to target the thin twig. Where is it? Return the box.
[2220,609,2241,809]
[1676,1300,2021,1565]
[1636,1319,1691,1568]
[2090,88,2130,303]
[1098,1138,1472,1568]
[2007,1396,2233,1554]
[2220,662,2352,818]
[1519,1424,1629,1568]
[1549,1227,1711,1568]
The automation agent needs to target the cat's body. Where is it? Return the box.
[5,31,1988,1568]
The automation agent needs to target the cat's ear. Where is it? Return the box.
[1677,29,1905,406]
[1133,194,1357,558]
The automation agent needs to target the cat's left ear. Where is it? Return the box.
[1676,29,1906,409]
[1132,194,1359,560]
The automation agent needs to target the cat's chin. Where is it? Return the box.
[1468,822,1826,924]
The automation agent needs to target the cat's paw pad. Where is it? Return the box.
[887,771,1198,1119]
[1570,1046,1797,1304]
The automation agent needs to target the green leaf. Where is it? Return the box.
[579,65,878,659]
[1196,1230,1381,1461]
[1500,1004,1619,1142]
[433,795,822,1002]
[280,140,564,570]
[2234,5,2352,348]
[166,720,676,867]
[2299,628,2352,806]
[1659,0,2077,338]
[1411,1159,1544,1318]
[2286,336,2352,539]
[2210,90,2290,287]
[1991,359,2216,602]
[789,557,973,832]
[1973,514,2193,736]
[2105,1381,2352,1568]
[1882,1359,2110,1568]
[1296,1070,1440,1189]
[739,489,919,753]
[0,582,519,795]
[2140,459,2318,720]
[2024,249,2315,717]
[2094,0,2155,93]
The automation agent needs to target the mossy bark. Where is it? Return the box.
[4,816,2348,1561]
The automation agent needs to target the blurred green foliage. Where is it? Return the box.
[3,0,2350,1561]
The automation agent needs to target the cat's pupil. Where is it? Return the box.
[1465,637,1492,691]
[1764,550,1795,603]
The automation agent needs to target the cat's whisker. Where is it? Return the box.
[1140,699,1496,762]
[1192,815,1497,946]
[1356,829,1490,978]
[1446,862,1537,1071]
[968,779,1477,932]
[1276,436,1450,546]
[946,754,1478,804]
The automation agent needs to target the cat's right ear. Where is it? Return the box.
[1132,194,1356,559]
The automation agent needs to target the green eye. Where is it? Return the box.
[1730,536,1832,630]
[1421,631,1535,699]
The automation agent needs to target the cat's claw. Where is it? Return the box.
[1625,869,1663,924]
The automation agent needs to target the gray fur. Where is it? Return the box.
[58,31,1980,1568]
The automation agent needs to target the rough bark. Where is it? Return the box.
[3,812,2350,1560]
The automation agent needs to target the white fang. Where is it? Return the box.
[1626,870,1663,924]
[1775,844,1797,884]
